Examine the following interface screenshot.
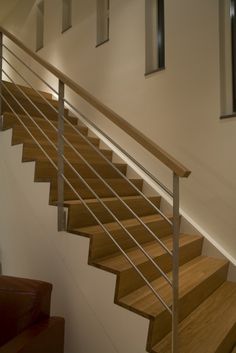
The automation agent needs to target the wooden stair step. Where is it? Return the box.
[92,233,203,299]
[118,256,228,347]
[2,112,81,131]
[11,124,99,146]
[49,178,143,201]
[21,140,112,161]
[75,214,170,237]
[119,256,228,318]
[94,233,203,273]
[24,152,112,164]
[3,80,52,100]
[34,160,127,180]
[65,195,161,229]
[22,144,112,164]
[2,88,75,122]
[153,281,236,353]
[71,214,173,262]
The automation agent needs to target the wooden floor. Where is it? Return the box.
[2,81,236,353]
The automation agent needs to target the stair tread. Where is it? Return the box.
[3,112,80,127]
[64,195,160,206]
[74,213,170,236]
[119,256,228,319]
[21,138,100,150]
[3,89,69,110]
[94,233,202,272]
[51,177,142,184]
[13,125,99,144]
[3,80,52,100]
[23,140,111,156]
[35,159,127,170]
[12,120,88,133]
[153,281,236,353]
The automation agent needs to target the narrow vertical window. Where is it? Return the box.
[96,0,110,47]
[219,0,236,116]
[231,0,236,111]
[62,0,72,33]
[36,0,44,51]
[145,0,165,75]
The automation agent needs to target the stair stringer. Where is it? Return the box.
[0,129,150,353]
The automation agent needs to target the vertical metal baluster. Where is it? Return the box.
[58,79,66,231]
[0,32,3,127]
[172,172,180,353]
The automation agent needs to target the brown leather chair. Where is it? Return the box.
[0,275,65,353]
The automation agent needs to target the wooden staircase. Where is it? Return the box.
[1,81,236,353]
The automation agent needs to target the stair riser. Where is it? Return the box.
[114,238,203,299]
[12,127,100,147]
[86,218,173,260]
[49,179,143,202]
[148,263,229,349]
[2,114,82,133]
[216,323,236,353]
[3,83,52,100]
[2,93,70,121]
[34,161,127,180]
[22,142,112,158]
[67,197,161,229]
[22,145,112,164]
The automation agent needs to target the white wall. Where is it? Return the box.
[0,0,236,340]
[0,129,149,353]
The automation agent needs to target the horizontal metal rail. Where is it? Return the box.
[2,52,174,218]
[2,65,173,257]
[0,92,173,314]
[1,79,173,286]
[0,25,191,178]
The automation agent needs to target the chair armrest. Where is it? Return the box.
[0,317,65,353]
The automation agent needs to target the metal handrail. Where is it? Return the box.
[0,26,190,178]
[3,43,173,196]
[2,60,174,258]
[2,52,173,224]
[1,78,173,286]
[1,93,172,314]
[0,28,181,353]
[3,43,173,197]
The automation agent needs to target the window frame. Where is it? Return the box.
[96,0,110,47]
[36,0,44,52]
[62,0,72,34]
[145,0,165,76]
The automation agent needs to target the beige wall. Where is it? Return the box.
[0,130,149,353]
[1,0,236,276]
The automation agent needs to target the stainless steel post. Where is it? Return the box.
[58,79,66,231]
[172,172,180,353]
[0,32,3,126]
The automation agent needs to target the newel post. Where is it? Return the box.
[0,31,3,123]
[57,79,66,231]
[172,172,180,353]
